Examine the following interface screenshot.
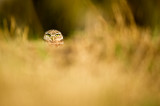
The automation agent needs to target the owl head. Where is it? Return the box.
[43,29,63,43]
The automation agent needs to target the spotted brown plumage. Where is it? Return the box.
[43,29,64,47]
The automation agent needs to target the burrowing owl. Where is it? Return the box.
[43,29,64,47]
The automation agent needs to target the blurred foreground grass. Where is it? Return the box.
[0,4,160,106]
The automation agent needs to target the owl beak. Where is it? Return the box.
[50,36,54,41]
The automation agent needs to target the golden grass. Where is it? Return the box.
[0,3,160,106]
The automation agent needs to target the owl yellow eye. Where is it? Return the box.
[55,34,60,37]
[46,34,51,37]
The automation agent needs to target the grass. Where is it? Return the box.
[0,3,160,106]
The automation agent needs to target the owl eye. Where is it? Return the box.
[46,34,51,37]
[55,34,60,37]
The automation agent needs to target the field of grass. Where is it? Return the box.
[0,4,160,106]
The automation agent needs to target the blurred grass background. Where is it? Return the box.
[0,0,160,106]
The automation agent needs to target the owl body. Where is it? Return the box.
[43,29,64,47]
